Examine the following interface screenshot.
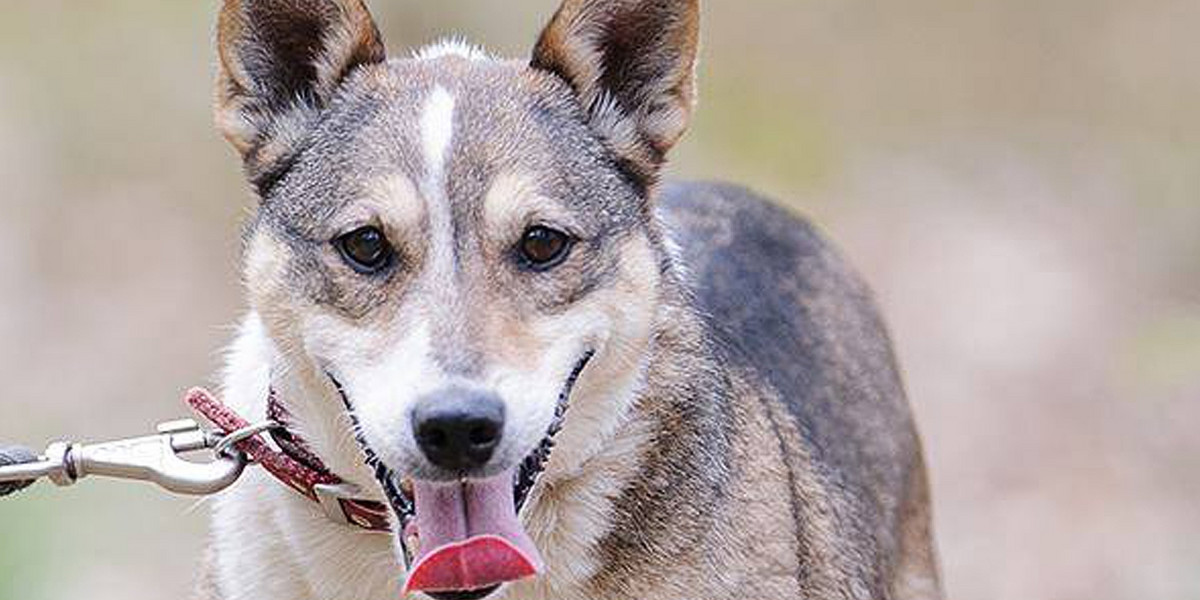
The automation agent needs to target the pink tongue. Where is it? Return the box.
[403,467,542,594]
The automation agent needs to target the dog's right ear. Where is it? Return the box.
[215,0,385,193]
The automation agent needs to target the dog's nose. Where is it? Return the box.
[411,388,505,471]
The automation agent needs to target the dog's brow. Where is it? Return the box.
[483,172,568,236]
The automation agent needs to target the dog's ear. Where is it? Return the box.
[215,0,385,192]
[532,0,699,189]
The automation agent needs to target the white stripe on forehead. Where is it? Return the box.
[420,86,457,279]
[421,86,456,169]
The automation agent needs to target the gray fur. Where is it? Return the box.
[642,181,941,598]
[514,182,943,600]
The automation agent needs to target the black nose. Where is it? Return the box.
[411,388,505,471]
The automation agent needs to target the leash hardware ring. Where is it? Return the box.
[212,420,283,459]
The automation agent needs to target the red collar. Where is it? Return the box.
[185,388,391,533]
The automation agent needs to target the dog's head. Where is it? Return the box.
[216,0,697,595]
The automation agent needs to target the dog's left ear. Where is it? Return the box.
[215,0,386,192]
[532,0,699,189]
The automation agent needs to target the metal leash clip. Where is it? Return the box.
[0,419,250,497]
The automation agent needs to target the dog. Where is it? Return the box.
[196,1,942,599]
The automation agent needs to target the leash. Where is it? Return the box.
[0,388,391,533]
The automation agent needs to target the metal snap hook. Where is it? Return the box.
[0,419,251,497]
[69,420,250,495]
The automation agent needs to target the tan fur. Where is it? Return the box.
[891,453,943,599]
[243,231,300,349]
[483,172,576,250]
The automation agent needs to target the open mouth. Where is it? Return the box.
[330,350,594,600]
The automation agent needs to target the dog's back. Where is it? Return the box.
[661,182,940,599]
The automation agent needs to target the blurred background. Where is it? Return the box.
[0,1,1196,599]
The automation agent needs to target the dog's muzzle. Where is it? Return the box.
[330,350,595,599]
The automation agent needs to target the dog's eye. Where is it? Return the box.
[335,226,394,273]
[518,226,571,269]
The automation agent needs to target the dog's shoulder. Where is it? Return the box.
[657,180,924,562]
